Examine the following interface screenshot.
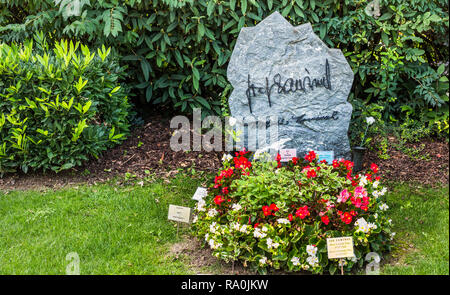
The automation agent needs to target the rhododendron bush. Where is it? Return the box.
[192,150,394,274]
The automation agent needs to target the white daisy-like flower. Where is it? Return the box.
[277,218,290,224]
[306,245,318,256]
[372,190,380,198]
[291,256,300,266]
[306,255,319,267]
[373,181,380,188]
[261,226,268,232]
[380,187,387,196]
[368,222,377,230]
[379,203,389,211]
[207,208,218,217]
[231,203,242,211]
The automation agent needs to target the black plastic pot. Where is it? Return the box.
[352,146,366,172]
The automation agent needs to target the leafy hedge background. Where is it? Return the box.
[0,0,449,140]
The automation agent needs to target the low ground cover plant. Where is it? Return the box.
[193,150,394,274]
[0,37,131,173]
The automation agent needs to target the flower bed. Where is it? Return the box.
[192,150,394,274]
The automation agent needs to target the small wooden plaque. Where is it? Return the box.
[327,237,354,259]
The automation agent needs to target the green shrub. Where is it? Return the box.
[0,37,131,174]
[1,0,448,127]
[193,150,394,274]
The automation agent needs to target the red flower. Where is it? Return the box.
[341,212,353,224]
[304,151,317,162]
[292,157,298,165]
[288,214,294,222]
[332,159,339,168]
[214,195,225,205]
[306,168,317,178]
[276,153,281,161]
[221,187,229,195]
[269,203,279,212]
[350,210,357,216]
[295,205,310,219]
[262,205,271,216]
[370,163,379,173]
[254,223,259,228]
[321,215,330,225]
[234,156,252,170]
[375,176,381,181]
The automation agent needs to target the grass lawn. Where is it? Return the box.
[0,174,448,275]
[0,173,205,274]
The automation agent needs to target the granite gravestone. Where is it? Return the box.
[227,11,354,159]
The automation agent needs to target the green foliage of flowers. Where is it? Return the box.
[0,0,448,130]
[192,150,394,274]
[0,36,131,174]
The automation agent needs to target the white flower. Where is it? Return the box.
[239,224,249,234]
[232,203,242,211]
[231,222,240,231]
[372,190,380,198]
[253,228,267,238]
[192,215,198,223]
[373,181,380,188]
[208,239,222,249]
[368,222,377,230]
[196,199,206,211]
[387,219,392,224]
[277,218,290,224]
[306,255,319,267]
[259,257,268,265]
[228,116,237,127]
[359,175,368,186]
[391,232,396,240]
[209,222,217,233]
[266,238,280,249]
[306,245,318,256]
[379,203,389,211]
[262,226,268,232]
[366,116,375,125]
[221,153,233,162]
[374,213,378,219]
[291,256,300,266]
[207,208,218,217]
[204,233,209,241]
[380,187,387,196]
[302,264,310,270]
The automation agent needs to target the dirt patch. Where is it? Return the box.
[364,137,449,186]
[168,236,256,275]
[0,115,222,191]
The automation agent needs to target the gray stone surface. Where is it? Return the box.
[227,11,354,159]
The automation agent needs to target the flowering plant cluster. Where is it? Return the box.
[192,149,394,274]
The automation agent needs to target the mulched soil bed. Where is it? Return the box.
[364,136,449,186]
[0,115,448,190]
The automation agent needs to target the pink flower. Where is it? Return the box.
[354,186,368,199]
[338,189,351,203]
